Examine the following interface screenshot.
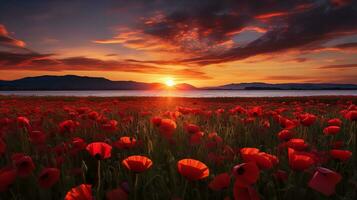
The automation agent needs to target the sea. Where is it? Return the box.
[1,90,357,97]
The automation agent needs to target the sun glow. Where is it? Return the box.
[165,78,175,87]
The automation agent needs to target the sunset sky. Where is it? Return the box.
[1,0,357,87]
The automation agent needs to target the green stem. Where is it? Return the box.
[96,160,101,198]
[10,189,17,200]
[182,180,188,200]
[134,173,139,200]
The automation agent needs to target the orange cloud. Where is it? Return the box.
[172,68,211,80]
[94,30,179,52]
[0,24,26,48]
[262,75,317,82]
[255,12,289,20]
[226,26,267,36]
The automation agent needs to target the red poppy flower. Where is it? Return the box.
[277,129,294,141]
[329,149,352,162]
[327,118,342,127]
[55,156,65,167]
[71,137,87,150]
[28,130,46,145]
[122,155,153,173]
[288,148,314,171]
[88,111,100,120]
[0,167,17,192]
[277,117,297,129]
[206,132,223,149]
[59,120,78,133]
[345,110,357,121]
[232,162,260,187]
[255,153,278,169]
[208,132,222,141]
[230,105,246,115]
[77,107,91,114]
[240,148,260,161]
[222,145,235,161]
[190,131,204,145]
[0,117,11,127]
[38,168,60,188]
[185,123,200,134]
[323,126,340,135]
[243,117,255,124]
[140,111,152,117]
[65,184,93,200]
[86,142,112,160]
[262,120,270,128]
[248,106,263,117]
[215,108,225,115]
[69,137,87,156]
[0,138,6,155]
[308,167,342,196]
[113,136,137,149]
[209,173,231,191]
[300,113,317,126]
[177,159,209,181]
[287,138,308,151]
[151,116,162,127]
[240,148,278,169]
[158,118,177,139]
[106,187,128,200]
[102,120,118,132]
[53,142,68,156]
[12,154,35,177]
[233,183,260,200]
[17,116,31,128]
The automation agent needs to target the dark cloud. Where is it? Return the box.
[0,51,163,72]
[98,0,317,55]
[181,1,357,65]
[97,0,357,66]
[58,57,164,72]
[319,63,357,69]
[332,42,357,49]
[0,51,52,65]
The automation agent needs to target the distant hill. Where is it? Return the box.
[204,82,357,90]
[0,75,356,90]
[0,75,197,90]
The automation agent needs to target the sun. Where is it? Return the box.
[165,78,175,87]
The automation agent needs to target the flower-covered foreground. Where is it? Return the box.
[0,96,356,200]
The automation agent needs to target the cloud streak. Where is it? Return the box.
[0,51,211,80]
[319,63,357,69]
[0,24,26,48]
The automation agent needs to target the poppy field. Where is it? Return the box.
[0,96,356,200]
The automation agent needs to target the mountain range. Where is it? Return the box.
[0,75,356,90]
